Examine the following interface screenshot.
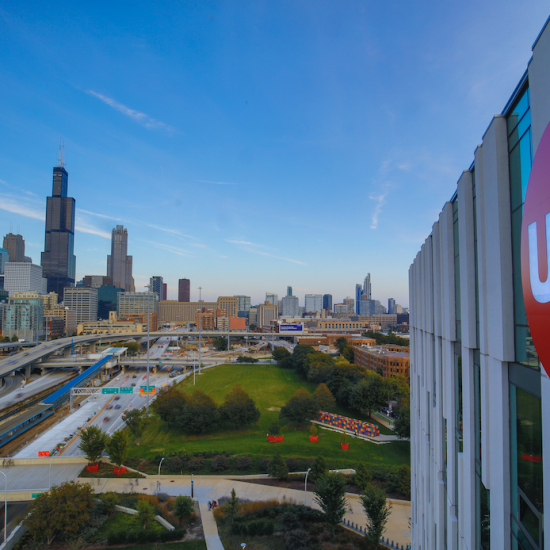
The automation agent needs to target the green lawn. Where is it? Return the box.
[129,364,409,467]
[119,543,206,550]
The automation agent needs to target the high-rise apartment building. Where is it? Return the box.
[363,273,372,300]
[107,225,134,291]
[150,276,163,300]
[64,287,98,323]
[343,297,354,312]
[355,283,363,314]
[280,295,300,317]
[266,293,278,307]
[0,248,9,274]
[4,263,47,297]
[2,296,44,342]
[257,304,278,330]
[41,156,76,299]
[217,296,239,318]
[117,291,158,317]
[410,22,550,550]
[323,294,332,311]
[304,294,323,313]
[162,283,167,301]
[388,298,396,314]
[178,278,190,302]
[3,233,25,263]
[234,295,251,312]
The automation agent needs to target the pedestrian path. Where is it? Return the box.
[78,474,411,548]
[199,502,225,550]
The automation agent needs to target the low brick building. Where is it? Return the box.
[355,345,410,382]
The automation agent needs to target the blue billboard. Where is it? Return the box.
[279,324,303,332]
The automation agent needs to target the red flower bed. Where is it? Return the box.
[86,463,99,473]
[309,436,319,443]
[113,466,128,476]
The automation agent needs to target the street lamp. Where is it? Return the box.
[157,457,165,492]
[304,468,312,506]
[0,470,6,543]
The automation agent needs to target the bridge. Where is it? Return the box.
[0,331,305,384]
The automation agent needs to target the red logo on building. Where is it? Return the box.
[522,122,550,376]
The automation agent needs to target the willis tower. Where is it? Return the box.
[41,146,76,299]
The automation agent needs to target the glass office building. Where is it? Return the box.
[409,17,550,550]
[41,164,76,299]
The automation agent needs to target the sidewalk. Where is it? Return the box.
[77,474,411,548]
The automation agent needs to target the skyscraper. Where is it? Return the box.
[107,225,134,292]
[363,274,372,300]
[281,295,300,317]
[234,295,251,312]
[388,298,396,314]
[3,233,25,263]
[150,276,163,300]
[304,294,323,313]
[178,278,190,302]
[355,283,363,314]
[40,153,76,300]
[162,283,167,300]
[266,293,278,307]
[287,286,292,296]
[323,294,332,310]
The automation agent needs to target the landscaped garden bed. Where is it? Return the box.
[78,461,146,479]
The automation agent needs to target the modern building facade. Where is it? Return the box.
[162,283,167,301]
[2,297,44,342]
[287,286,292,296]
[323,294,333,311]
[3,233,25,263]
[265,293,278,307]
[4,263,47,297]
[107,225,134,292]
[41,160,76,299]
[158,300,217,324]
[388,298,396,314]
[150,276,163,300]
[217,296,238,318]
[304,294,323,314]
[257,304,278,331]
[355,283,363,314]
[354,345,410,382]
[0,248,9,275]
[343,297,355,312]
[82,275,113,288]
[178,278,190,302]
[363,273,372,300]
[410,20,550,550]
[234,295,251,313]
[280,295,300,317]
[64,287,98,323]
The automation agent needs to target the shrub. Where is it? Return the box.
[165,457,184,472]
[268,420,281,435]
[99,492,119,515]
[188,457,205,471]
[211,455,229,472]
[284,528,310,549]
[259,458,271,472]
[236,456,252,470]
[175,496,195,521]
[310,456,328,482]
[157,492,169,503]
[268,453,289,480]
[286,458,301,472]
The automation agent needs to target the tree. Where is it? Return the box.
[11,334,19,342]
[354,463,372,490]
[393,399,410,439]
[382,374,410,402]
[349,373,385,417]
[313,473,348,535]
[268,419,281,435]
[123,408,149,444]
[279,356,294,369]
[78,425,108,464]
[174,495,195,522]
[291,344,315,377]
[307,352,335,383]
[106,429,128,467]
[313,383,336,410]
[224,488,240,523]
[334,337,349,354]
[175,389,219,433]
[153,386,188,428]
[100,492,120,516]
[268,453,289,480]
[280,388,319,425]
[213,337,228,351]
[219,385,261,427]
[24,482,94,545]
[136,500,156,529]
[273,347,291,362]
[309,455,328,482]
[361,484,392,547]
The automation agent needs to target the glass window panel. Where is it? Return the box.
[508,88,530,136]
[519,130,533,204]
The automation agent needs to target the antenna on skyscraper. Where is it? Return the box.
[58,139,62,167]
[62,142,65,167]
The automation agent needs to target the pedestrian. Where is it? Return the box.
[208,501,212,511]
[136,478,139,485]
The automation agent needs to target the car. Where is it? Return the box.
[103,417,111,422]
[106,405,113,409]
[114,396,120,400]
[142,376,146,380]
[132,375,137,379]
[131,383,136,386]
[115,404,121,409]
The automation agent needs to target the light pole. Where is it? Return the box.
[157,457,165,492]
[146,284,151,412]
[48,452,54,490]
[304,468,311,506]
[0,470,6,543]
[198,287,202,375]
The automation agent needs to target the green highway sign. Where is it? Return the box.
[102,388,119,394]
[140,386,156,394]
[120,387,133,394]
[32,493,44,499]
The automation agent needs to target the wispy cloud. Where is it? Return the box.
[225,239,306,265]
[78,208,120,221]
[74,216,112,239]
[146,224,195,239]
[86,90,175,132]
[200,180,239,185]
[369,192,387,230]
[140,240,195,257]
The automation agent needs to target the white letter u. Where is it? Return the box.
[528,213,550,303]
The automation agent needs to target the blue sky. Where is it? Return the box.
[0,2,548,307]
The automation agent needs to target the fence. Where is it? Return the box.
[341,518,411,550]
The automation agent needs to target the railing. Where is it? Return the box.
[341,518,411,550]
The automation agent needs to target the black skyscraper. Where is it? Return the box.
[41,152,76,299]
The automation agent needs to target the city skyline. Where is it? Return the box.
[1,2,548,307]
